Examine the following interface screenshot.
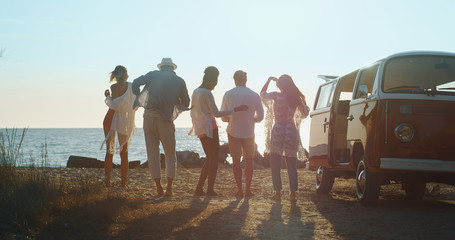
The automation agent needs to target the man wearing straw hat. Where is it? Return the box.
[132,58,190,197]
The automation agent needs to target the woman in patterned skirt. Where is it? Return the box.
[260,74,310,202]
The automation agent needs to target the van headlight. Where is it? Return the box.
[394,123,414,143]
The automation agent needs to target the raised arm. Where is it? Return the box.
[261,76,278,94]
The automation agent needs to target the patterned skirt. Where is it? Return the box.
[270,123,299,158]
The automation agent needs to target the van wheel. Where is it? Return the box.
[356,159,380,206]
[404,178,426,200]
[315,166,334,194]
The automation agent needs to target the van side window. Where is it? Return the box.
[315,81,336,109]
[354,64,379,99]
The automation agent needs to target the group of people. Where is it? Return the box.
[102,58,309,201]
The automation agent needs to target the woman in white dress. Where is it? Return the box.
[102,65,137,189]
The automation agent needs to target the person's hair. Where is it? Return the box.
[200,66,219,90]
[277,74,306,107]
[233,70,247,86]
[110,65,127,83]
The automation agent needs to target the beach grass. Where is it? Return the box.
[0,128,106,239]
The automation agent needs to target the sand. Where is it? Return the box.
[33,167,455,240]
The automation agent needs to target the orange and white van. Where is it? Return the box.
[309,51,455,205]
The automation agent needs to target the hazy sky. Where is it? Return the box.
[1,0,455,133]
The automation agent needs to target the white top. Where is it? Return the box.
[188,88,234,138]
[221,86,264,138]
[101,82,137,153]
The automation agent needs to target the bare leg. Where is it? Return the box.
[232,156,243,197]
[104,151,113,187]
[195,159,209,195]
[154,178,164,196]
[290,191,297,202]
[244,157,253,197]
[272,190,282,200]
[118,133,129,189]
[104,126,114,188]
[165,177,174,197]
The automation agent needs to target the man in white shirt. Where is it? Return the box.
[221,70,264,197]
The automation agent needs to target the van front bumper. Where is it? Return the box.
[380,158,455,173]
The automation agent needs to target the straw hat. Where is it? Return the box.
[157,58,177,70]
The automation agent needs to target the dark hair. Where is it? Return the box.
[233,70,247,86]
[110,65,127,83]
[200,66,219,90]
[277,74,306,107]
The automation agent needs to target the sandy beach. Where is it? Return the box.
[26,167,455,240]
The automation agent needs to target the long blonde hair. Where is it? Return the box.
[109,65,127,83]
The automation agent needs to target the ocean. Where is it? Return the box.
[0,128,268,167]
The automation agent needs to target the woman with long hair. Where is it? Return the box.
[102,65,137,189]
[189,66,248,196]
[260,74,310,202]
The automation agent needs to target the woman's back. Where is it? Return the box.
[273,93,297,124]
[111,82,128,99]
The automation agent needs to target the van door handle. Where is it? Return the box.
[323,119,329,133]
[347,115,354,121]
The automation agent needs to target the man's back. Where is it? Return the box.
[133,70,190,121]
[221,86,264,138]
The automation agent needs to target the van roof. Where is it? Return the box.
[385,51,455,59]
[317,75,338,82]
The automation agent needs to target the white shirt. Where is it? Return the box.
[221,86,264,138]
[105,82,137,136]
[188,88,234,138]
[101,82,138,153]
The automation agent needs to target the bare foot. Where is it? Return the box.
[290,192,297,202]
[235,190,243,198]
[156,186,164,196]
[165,190,174,197]
[194,189,206,196]
[206,191,218,196]
[272,192,281,201]
[245,191,254,197]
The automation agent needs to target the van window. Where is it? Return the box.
[383,56,455,95]
[315,81,336,109]
[354,64,379,99]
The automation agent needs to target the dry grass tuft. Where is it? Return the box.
[0,128,106,239]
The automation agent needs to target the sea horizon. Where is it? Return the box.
[0,128,267,168]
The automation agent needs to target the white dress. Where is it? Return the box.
[101,82,137,154]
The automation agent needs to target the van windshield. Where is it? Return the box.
[383,56,455,96]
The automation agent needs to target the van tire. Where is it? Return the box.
[356,158,380,206]
[404,178,426,201]
[315,166,335,194]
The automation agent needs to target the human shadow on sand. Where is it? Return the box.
[257,201,314,240]
[311,187,455,240]
[36,196,144,239]
[170,197,251,239]
[114,195,214,239]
